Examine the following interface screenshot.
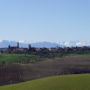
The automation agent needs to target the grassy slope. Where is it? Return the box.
[0,54,38,64]
[0,74,90,90]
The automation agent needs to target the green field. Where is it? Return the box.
[0,52,90,64]
[0,74,90,90]
[0,54,39,64]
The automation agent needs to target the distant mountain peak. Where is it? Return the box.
[0,40,90,48]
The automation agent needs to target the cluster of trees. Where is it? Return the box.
[34,46,90,57]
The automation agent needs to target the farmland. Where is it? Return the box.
[0,52,90,64]
[0,53,90,85]
[0,54,39,64]
[0,74,90,90]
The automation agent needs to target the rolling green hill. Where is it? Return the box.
[0,74,90,90]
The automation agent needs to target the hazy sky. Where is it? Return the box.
[0,0,90,42]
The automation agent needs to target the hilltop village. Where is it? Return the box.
[0,42,90,57]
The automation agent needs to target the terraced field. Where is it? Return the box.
[0,74,90,90]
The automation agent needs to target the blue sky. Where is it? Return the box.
[0,0,90,43]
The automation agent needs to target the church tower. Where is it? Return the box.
[17,42,19,48]
[28,44,31,49]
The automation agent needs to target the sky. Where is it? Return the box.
[0,0,90,43]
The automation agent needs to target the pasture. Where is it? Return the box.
[0,74,90,90]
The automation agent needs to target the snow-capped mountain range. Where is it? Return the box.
[0,40,90,48]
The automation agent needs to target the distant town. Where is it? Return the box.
[0,42,90,57]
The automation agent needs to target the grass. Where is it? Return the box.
[0,51,90,65]
[0,74,90,90]
[0,51,90,62]
[0,52,90,64]
[65,51,90,57]
[0,54,38,64]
